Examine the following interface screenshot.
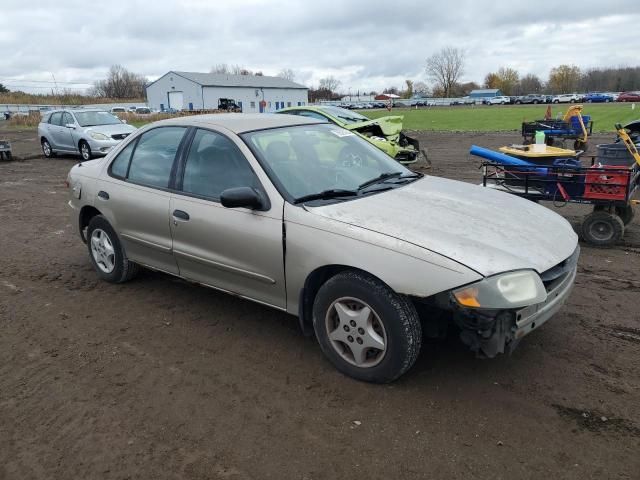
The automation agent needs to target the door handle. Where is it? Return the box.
[98,190,109,200]
[172,209,190,221]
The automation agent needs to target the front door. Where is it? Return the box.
[169,127,286,308]
[48,111,73,152]
[96,126,188,274]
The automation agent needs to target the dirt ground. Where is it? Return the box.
[1,123,639,479]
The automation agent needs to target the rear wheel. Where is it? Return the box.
[313,271,422,383]
[581,211,624,246]
[616,205,635,226]
[87,215,139,283]
[41,138,55,158]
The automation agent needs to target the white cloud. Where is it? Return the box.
[1,0,637,93]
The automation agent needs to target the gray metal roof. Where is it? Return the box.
[170,71,308,90]
[469,89,501,94]
[154,113,322,133]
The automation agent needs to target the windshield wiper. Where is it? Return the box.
[357,172,405,190]
[293,189,358,204]
[358,172,422,191]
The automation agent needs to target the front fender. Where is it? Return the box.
[284,204,482,315]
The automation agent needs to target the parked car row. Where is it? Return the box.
[110,106,154,115]
[484,91,639,105]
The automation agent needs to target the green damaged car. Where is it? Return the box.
[276,105,426,165]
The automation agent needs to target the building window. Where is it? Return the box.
[297,102,301,106]
[287,102,292,107]
[250,101,256,108]
[268,101,272,108]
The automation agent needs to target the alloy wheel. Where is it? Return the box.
[324,297,387,368]
[90,228,115,273]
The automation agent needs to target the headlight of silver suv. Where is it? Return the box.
[89,131,110,141]
[452,270,547,309]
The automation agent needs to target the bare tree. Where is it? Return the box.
[211,64,257,76]
[211,63,231,74]
[318,76,341,93]
[519,73,543,94]
[92,65,146,99]
[413,81,429,96]
[277,69,296,82]
[402,80,414,98]
[425,47,465,98]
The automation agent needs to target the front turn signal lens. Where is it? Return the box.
[453,287,481,307]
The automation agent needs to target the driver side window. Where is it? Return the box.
[181,129,259,200]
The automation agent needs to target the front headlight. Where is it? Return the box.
[452,270,547,309]
[89,131,110,141]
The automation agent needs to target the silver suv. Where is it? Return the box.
[66,114,579,382]
[38,109,136,160]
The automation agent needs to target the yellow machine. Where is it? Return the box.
[563,105,589,146]
[616,123,640,167]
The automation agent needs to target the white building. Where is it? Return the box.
[145,71,308,113]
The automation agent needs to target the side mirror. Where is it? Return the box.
[220,187,263,210]
[65,123,76,129]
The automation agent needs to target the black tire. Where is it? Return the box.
[553,100,559,104]
[515,100,522,105]
[570,99,576,103]
[616,205,635,226]
[86,215,139,283]
[533,100,539,104]
[41,138,55,158]
[581,211,624,246]
[312,270,422,383]
[79,140,92,161]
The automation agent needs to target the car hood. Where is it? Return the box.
[308,176,578,277]
[83,123,136,135]
[343,115,404,136]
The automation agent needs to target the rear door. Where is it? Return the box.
[96,126,188,274]
[170,127,286,309]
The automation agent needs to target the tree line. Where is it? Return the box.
[423,47,640,98]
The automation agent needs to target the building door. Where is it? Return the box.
[168,91,184,110]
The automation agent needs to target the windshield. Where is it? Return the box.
[74,111,122,127]
[242,124,414,202]
[318,106,369,124]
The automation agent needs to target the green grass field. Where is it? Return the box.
[361,103,639,133]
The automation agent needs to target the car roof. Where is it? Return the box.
[154,113,324,133]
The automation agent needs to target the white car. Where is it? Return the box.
[552,94,581,104]
[488,96,511,105]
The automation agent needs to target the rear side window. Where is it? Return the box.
[127,127,186,188]
[297,111,327,121]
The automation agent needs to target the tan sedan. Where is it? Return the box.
[67,114,578,382]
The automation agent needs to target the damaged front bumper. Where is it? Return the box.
[452,262,577,358]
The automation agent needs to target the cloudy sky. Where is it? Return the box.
[1,0,637,94]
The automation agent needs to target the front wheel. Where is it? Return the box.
[87,215,139,283]
[581,211,624,246]
[313,271,422,383]
[79,141,92,161]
